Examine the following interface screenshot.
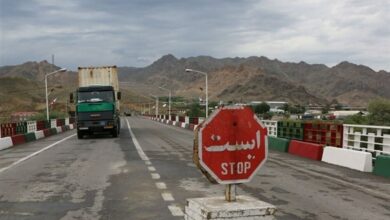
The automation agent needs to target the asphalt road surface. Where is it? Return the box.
[0,117,389,220]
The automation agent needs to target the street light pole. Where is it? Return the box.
[150,94,159,118]
[185,69,209,118]
[45,68,66,120]
[158,86,171,118]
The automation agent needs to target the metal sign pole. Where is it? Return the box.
[225,184,236,202]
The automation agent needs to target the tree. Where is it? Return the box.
[187,103,204,117]
[209,101,219,109]
[321,104,330,114]
[290,104,306,114]
[343,113,368,125]
[280,103,289,112]
[367,98,390,126]
[254,102,270,114]
[335,103,343,110]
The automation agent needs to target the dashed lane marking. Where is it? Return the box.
[161,192,175,201]
[148,166,156,172]
[151,173,160,179]
[126,118,185,217]
[156,182,167,190]
[0,134,76,174]
[168,205,185,217]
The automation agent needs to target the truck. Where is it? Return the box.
[70,66,121,139]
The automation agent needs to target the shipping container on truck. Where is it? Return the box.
[70,66,121,139]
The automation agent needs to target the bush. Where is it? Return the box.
[367,98,390,126]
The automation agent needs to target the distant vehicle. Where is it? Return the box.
[70,66,121,139]
[301,114,315,120]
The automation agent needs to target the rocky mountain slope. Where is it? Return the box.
[1,55,389,115]
[118,54,390,106]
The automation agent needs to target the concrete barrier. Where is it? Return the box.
[50,128,57,135]
[373,155,390,178]
[268,136,290,152]
[43,129,51,137]
[322,147,373,172]
[11,134,26,146]
[288,140,323,161]
[0,137,13,151]
[34,130,45,139]
[24,132,37,142]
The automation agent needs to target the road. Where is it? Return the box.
[0,117,389,220]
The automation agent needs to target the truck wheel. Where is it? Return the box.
[112,127,118,138]
[77,130,83,139]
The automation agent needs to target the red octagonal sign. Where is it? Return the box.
[198,106,268,184]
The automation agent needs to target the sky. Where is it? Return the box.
[0,0,389,71]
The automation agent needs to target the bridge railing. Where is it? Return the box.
[0,118,74,138]
[343,124,390,158]
[261,120,277,137]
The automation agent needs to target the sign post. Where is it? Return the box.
[198,106,268,184]
[186,106,276,219]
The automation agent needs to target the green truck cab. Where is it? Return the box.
[73,86,121,139]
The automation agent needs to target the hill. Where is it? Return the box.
[118,55,390,106]
[1,55,389,117]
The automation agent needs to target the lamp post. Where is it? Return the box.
[150,94,159,118]
[45,68,66,120]
[158,86,171,118]
[185,68,208,118]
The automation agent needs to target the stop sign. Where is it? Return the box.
[198,106,268,184]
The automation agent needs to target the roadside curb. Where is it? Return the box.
[0,124,76,151]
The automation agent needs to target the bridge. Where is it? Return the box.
[0,116,389,219]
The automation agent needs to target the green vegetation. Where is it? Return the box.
[28,111,68,121]
[253,102,270,114]
[279,103,305,114]
[251,102,273,119]
[344,98,390,126]
[367,98,390,126]
[343,113,368,125]
[187,103,205,117]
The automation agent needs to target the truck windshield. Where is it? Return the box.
[78,91,114,103]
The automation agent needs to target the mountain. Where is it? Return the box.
[0,61,148,118]
[117,55,390,106]
[1,55,389,117]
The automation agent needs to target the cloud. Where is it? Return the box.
[0,0,389,71]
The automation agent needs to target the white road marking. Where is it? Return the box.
[126,118,185,217]
[148,166,156,172]
[0,134,76,174]
[161,192,175,201]
[126,119,149,161]
[168,205,185,216]
[156,182,167,189]
[151,173,160,179]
